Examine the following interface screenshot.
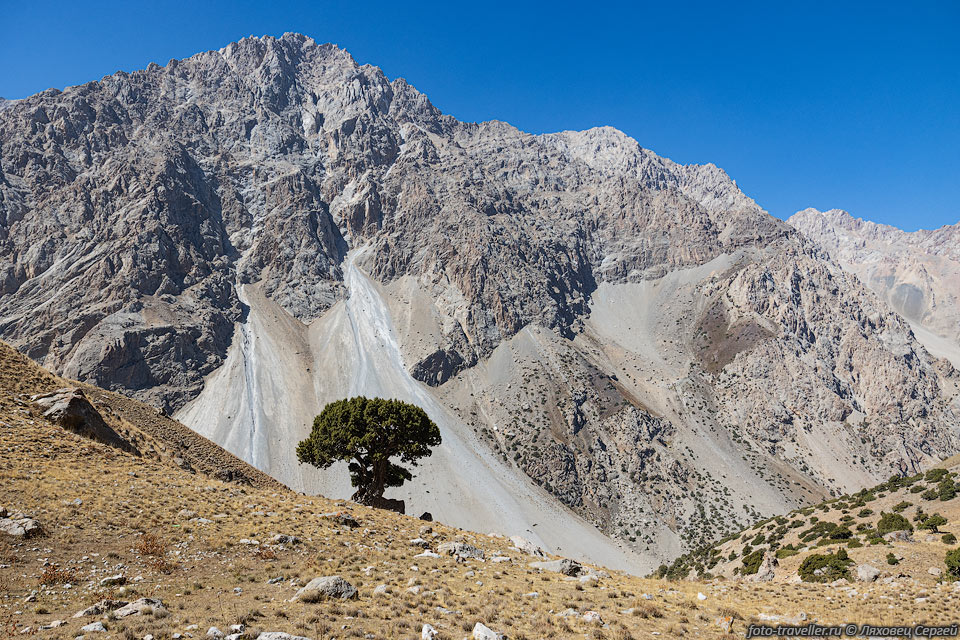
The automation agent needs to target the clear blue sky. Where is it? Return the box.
[2,1,958,230]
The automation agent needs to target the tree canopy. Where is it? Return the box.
[296,397,440,512]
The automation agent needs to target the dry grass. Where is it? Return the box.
[1,341,957,639]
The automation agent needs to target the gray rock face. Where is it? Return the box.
[291,575,358,601]
[31,387,137,453]
[789,208,960,357]
[1,33,958,562]
[746,552,778,582]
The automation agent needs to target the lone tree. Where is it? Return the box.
[296,396,440,514]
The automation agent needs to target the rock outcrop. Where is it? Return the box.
[31,387,138,453]
[789,208,960,365]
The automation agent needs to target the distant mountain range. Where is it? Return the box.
[1,33,956,570]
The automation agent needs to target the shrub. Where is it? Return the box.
[920,514,947,533]
[926,468,948,483]
[857,508,874,518]
[892,501,912,513]
[946,548,960,580]
[741,549,765,575]
[798,549,852,583]
[942,533,957,545]
[877,512,913,535]
[922,488,939,501]
[776,546,799,560]
[829,527,853,540]
[886,552,899,565]
[136,532,167,556]
[939,480,957,502]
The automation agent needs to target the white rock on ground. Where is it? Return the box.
[291,576,358,601]
[113,598,166,618]
[473,622,506,640]
[857,565,881,582]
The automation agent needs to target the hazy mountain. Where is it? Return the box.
[1,33,956,569]
[789,208,960,368]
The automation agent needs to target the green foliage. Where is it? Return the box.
[942,533,957,545]
[829,526,853,540]
[857,508,873,518]
[921,514,948,533]
[876,511,913,535]
[296,396,440,506]
[892,501,912,513]
[798,549,852,583]
[910,484,927,494]
[925,468,948,483]
[939,479,957,502]
[776,545,799,560]
[922,488,939,501]
[946,548,960,580]
[741,549,765,575]
[886,552,899,566]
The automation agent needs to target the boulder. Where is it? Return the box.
[81,621,107,633]
[856,564,881,582]
[529,558,583,577]
[99,574,126,587]
[747,552,778,582]
[583,611,603,625]
[438,541,484,559]
[73,599,128,618]
[321,512,359,529]
[421,623,439,639]
[473,622,506,640]
[0,509,42,538]
[113,598,166,618]
[31,388,138,454]
[291,576,358,602]
[509,535,546,558]
[883,530,914,543]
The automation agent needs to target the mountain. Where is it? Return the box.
[789,208,960,368]
[1,33,957,570]
[3,347,954,639]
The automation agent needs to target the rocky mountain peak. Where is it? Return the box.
[1,34,957,563]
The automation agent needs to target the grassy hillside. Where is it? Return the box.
[659,459,960,586]
[1,341,957,639]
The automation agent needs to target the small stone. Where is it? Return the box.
[81,622,107,633]
[697,592,707,601]
[583,611,603,625]
[421,623,439,639]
